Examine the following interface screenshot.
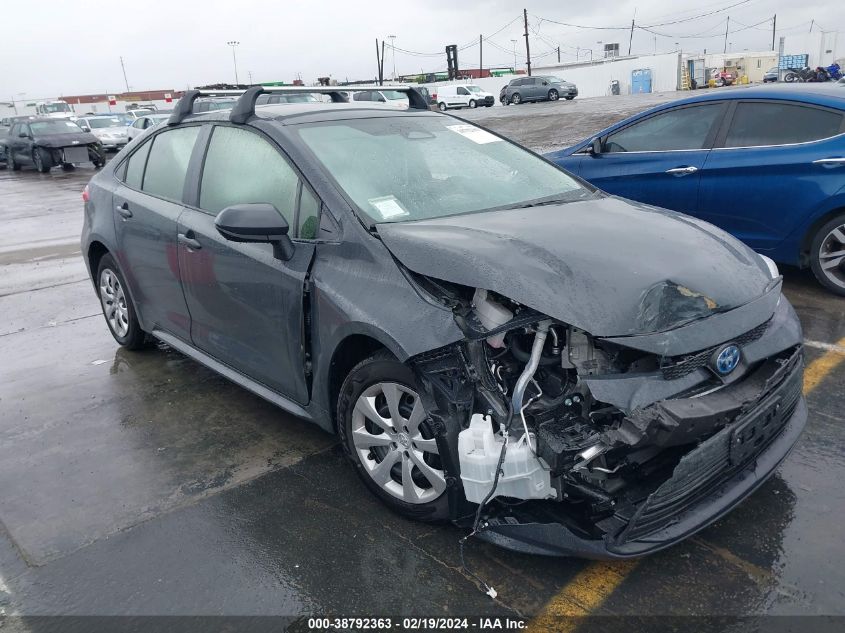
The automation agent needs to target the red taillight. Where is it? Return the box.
[432,93,437,100]
[82,185,90,203]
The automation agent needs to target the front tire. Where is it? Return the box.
[338,350,449,522]
[548,89,559,101]
[33,148,51,173]
[809,213,845,296]
[96,254,147,349]
[510,92,522,105]
[468,99,477,108]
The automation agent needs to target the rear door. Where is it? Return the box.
[112,125,203,341]
[177,124,317,403]
[579,102,727,214]
[698,100,845,251]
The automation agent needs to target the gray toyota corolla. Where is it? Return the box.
[81,87,806,558]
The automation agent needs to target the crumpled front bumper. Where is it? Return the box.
[476,348,806,558]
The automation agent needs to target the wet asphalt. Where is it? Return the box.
[0,93,844,627]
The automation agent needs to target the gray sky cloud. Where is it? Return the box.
[1,0,841,99]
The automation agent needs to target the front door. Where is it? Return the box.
[177,124,318,403]
[698,100,845,251]
[112,125,202,341]
[579,102,727,214]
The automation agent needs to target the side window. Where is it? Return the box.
[457,87,469,95]
[10,124,19,137]
[353,92,371,102]
[124,139,151,189]
[298,185,320,239]
[141,126,200,200]
[724,102,843,147]
[605,104,724,153]
[132,119,144,129]
[199,126,298,224]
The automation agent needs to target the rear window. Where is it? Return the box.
[124,140,151,189]
[141,126,200,201]
[723,102,843,147]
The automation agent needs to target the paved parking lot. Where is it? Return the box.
[1,92,844,629]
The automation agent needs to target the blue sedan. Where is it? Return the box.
[546,84,845,295]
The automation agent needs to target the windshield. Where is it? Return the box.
[42,103,72,113]
[296,117,586,224]
[207,100,237,110]
[466,85,484,93]
[548,77,565,84]
[89,118,122,128]
[381,91,407,101]
[30,121,83,135]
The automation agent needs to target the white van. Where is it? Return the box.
[433,85,495,111]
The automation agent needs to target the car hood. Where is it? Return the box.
[377,196,773,337]
[32,133,99,147]
[91,127,127,137]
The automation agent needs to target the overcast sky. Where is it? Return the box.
[0,0,841,100]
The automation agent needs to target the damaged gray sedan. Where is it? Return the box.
[82,87,806,558]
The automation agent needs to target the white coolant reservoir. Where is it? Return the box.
[458,414,554,504]
[472,288,512,348]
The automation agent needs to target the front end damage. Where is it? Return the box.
[407,281,806,558]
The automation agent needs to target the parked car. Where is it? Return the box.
[256,93,321,105]
[763,67,779,83]
[501,75,578,105]
[193,98,237,113]
[349,89,409,109]
[433,84,495,110]
[80,87,804,558]
[6,118,104,172]
[546,84,845,295]
[76,115,129,150]
[125,109,156,121]
[126,113,171,141]
[711,70,735,87]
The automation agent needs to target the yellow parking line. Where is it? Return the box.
[527,336,845,630]
[803,336,845,393]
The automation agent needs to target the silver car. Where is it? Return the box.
[126,113,171,142]
[501,75,578,105]
[76,116,129,150]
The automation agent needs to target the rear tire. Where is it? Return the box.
[337,350,449,522]
[96,254,147,349]
[62,163,75,171]
[8,150,20,171]
[438,102,447,112]
[809,213,845,296]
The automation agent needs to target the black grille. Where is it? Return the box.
[618,355,802,543]
[660,319,771,380]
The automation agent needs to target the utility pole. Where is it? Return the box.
[388,35,397,80]
[510,39,517,70]
[375,39,382,84]
[523,8,532,76]
[381,40,386,85]
[723,17,729,54]
[557,46,560,63]
[227,41,240,85]
[628,19,635,55]
[809,19,814,33]
[771,14,776,51]
[119,57,130,92]
[248,70,253,85]
[479,35,483,77]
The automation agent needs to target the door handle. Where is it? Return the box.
[115,202,133,218]
[812,158,845,166]
[178,233,202,250]
[665,166,699,176]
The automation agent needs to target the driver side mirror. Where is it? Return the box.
[589,137,603,156]
[18,132,28,138]
[81,126,91,132]
[215,203,295,261]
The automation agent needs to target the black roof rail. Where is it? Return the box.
[167,90,200,126]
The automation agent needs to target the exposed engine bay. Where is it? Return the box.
[408,277,805,555]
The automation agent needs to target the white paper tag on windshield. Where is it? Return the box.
[369,195,409,220]
[446,124,501,144]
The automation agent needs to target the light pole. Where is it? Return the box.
[510,39,517,69]
[388,35,397,80]
[227,40,240,86]
[597,41,603,58]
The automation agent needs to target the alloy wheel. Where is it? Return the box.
[99,268,130,337]
[351,382,446,504]
[818,223,845,290]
